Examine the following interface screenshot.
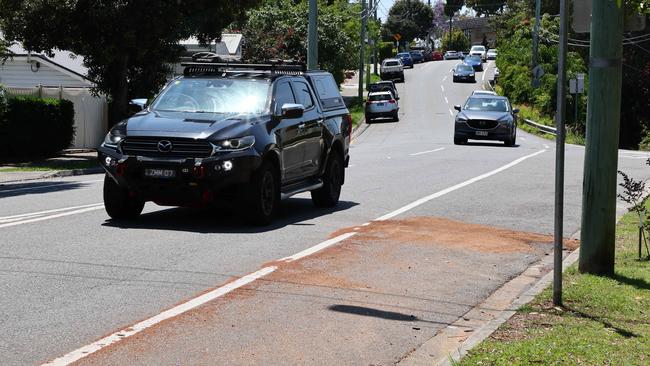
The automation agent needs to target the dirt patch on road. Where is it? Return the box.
[332,217,579,254]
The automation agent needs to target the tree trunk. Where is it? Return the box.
[108,54,130,128]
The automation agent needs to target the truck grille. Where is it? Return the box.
[121,137,212,158]
[467,120,498,130]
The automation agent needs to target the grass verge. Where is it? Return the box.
[346,97,365,128]
[0,160,99,172]
[457,203,650,365]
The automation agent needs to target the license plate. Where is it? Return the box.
[475,131,489,136]
[377,103,385,106]
[144,168,176,178]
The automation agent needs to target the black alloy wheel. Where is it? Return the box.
[103,174,145,220]
[246,160,279,225]
[312,150,343,207]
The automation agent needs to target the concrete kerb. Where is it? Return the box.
[0,167,103,185]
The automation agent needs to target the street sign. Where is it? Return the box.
[532,65,545,79]
[573,0,646,33]
[393,33,401,42]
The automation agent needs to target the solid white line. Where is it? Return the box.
[410,148,445,156]
[0,179,103,194]
[444,97,449,104]
[0,205,104,229]
[280,232,357,262]
[0,203,103,222]
[42,266,277,366]
[440,85,445,92]
[374,149,547,221]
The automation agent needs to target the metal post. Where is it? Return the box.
[579,0,625,275]
[373,0,378,75]
[307,0,318,70]
[358,0,367,100]
[574,93,579,124]
[368,0,374,82]
[532,0,542,88]
[553,0,569,307]
[448,16,452,49]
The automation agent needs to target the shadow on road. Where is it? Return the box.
[0,181,88,198]
[102,197,359,234]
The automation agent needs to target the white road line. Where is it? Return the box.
[0,203,103,222]
[280,232,357,262]
[0,205,104,229]
[442,76,448,82]
[444,97,449,104]
[0,179,104,194]
[544,144,550,149]
[410,148,445,156]
[42,266,277,366]
[520,137,527,141]
[449,109,454,116]
[440,85,445,92]
[374,149,547,221]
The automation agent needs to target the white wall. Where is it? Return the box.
[0,57,92,88]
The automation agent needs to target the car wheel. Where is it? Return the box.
[392,111,399,121]
[365,114,372,123]
[103,174,144,220]
[311,150,343,207]
[245,159,279,225]
[453,77,458,82]
[454,136,466,145]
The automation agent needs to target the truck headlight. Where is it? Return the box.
[211,135,255,153]
[103,122,127,148]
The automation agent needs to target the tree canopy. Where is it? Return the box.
[465,0,506,16]
[444,0,464,18]
[0,0,260,125]
[383,0,434,44]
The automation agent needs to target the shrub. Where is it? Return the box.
[378,41,396,61]
[0,96,75,161]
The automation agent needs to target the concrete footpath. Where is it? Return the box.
[0,150,102,184]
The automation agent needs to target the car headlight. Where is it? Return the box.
[456,117,468,123]
[470,73,475,77]
[211,135,255,152]
[103,122,127,148]
[498,117,514,125]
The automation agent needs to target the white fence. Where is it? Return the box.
[6,85,108,149]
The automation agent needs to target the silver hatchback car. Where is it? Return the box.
[365,91,399,123]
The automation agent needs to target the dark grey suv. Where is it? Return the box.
[98,62,352,225]
[453,95,519,146]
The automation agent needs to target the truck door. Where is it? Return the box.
[291,79,323,178]
[273,81,303,183]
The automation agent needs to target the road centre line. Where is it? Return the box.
[444,97,449,104]
[374,149,547,221]
[442,76,448,82]
[42,266,277,366]
[410,148,445,156]
[44,149,548,365]
[0,179,104,194]
[440,85,445,92]
[449,109,454,116]
[0,204,104,229]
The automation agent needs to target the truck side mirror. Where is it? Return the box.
[279,103,304,119]
[129,99,148,113]
[454,105,462,112]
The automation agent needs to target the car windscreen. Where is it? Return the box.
[463,98,509,112]
[465,56,480,62]
[151,78,271,114]
[369,94,392,101]
[456,65,473,72]
[397,53,411,58]
[384,61,400,66]
[471,46,485,51]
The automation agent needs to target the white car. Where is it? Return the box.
[486,49,497,60]
[470,45,487,61]
[365,91,399,123]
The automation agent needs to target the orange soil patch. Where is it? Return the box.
[332,217,579,254]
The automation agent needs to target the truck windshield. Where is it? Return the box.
[151,78,271,114]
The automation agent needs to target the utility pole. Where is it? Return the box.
[552,0,568,306]
[307,0,318,70]
[373,0,378,75]
[579,0,625,275]
[358,0,367,100]
[366,0,373,89]
[531,0,541,87]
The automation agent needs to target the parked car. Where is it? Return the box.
[432,51,443,61]
[365,91,399,123]
[409,50,424,63]
[462,55,484,71]
[493,67,500,81]
[453,95,519,146]
[444,50,460,60]
[486,49,497,60]
[396,52,414,68]
[452,63,476,83]
[470,45,487,61]
[98,61,351,225]
[380,58,404,82]
[471,90,497,96]
[368,81,399,101]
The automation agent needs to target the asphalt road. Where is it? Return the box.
[2,60,650,365]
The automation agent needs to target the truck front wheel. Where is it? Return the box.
[103,174,144,220]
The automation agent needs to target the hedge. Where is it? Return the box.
[0,96,75,160]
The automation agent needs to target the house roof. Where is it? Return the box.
[5,42,90,82]
[453,17,491,30]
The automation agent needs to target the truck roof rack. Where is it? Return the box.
[181,58,307,76]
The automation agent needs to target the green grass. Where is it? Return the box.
[457,202,650,366]
[516,104,585,146]
[0,160,98,172]
[346,97,365,128]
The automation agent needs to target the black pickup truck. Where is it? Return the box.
[98,62,351,225]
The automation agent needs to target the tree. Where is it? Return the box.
[466,0,506,16]
[241,0,359,85]
[444,0,464,48]
[384,0,434,45]
[0,0,260,126]
[431,0,449,38]
[441,29,469,52]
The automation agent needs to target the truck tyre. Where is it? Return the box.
[312,150,343,207]
[454,136,467,145]
[103,174,144,220]
[365,114,372,124]
[245,159,279,225]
